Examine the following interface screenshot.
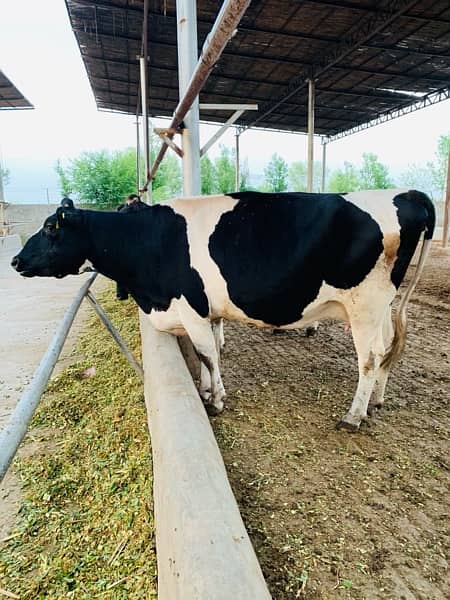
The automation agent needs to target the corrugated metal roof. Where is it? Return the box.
[65,0,450,136]
[0,70,33,110]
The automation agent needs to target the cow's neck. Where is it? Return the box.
[81,206,208,317]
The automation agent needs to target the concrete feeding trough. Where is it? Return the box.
[140,314,271,599]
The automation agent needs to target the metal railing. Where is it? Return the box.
[0,272,143,482]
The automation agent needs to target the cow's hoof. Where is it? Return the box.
[200,389,212,403]
[205,401,224,417]
[305,326,317,337]
[336,420,359,432]
[367,403,383,417]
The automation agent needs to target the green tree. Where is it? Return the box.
[428,133,450,199]
[328,161,361,193]
[400,164,435,199]
[239,158,250,191]
[288,161,307,192]
[55,160,72,196]
[215,145,236,193]
[56,141,181,209]
[359,152,393,189]
[201,147,248,193]
[288,160,324,192]
[263,153,288,192]
[153,152,182,201]
[201,155,217,195]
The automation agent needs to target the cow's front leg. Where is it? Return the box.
[212,318,225,352]
[178,301,226,416]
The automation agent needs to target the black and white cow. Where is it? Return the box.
[11,190,435,430]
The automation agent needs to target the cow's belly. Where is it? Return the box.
[207,278,347,330]
[148,301,187,336]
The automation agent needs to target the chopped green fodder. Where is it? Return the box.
[0,286,156,599]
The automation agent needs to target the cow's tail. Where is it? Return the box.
[381,191,435,370]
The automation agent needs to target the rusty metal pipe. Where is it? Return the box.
[145,0,251,188]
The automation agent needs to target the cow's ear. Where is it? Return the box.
[56,206,83,228]
[61,197,75,209]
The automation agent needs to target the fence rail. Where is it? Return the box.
[0,272,143,482]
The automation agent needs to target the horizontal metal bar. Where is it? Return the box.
[200,109,245,156]
[0,272,98,483]
[85,291,144,382]
[200,103,258,110]
[158,133,184,158]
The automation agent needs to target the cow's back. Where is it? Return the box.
[169,190,433,327]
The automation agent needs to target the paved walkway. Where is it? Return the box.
[0,236,91,429]
[0,235,92,537]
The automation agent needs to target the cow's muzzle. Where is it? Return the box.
[11,255,36,277]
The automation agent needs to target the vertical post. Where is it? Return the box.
[307,78,315,193]
[140,56,151,204]
[0,163,4,204]
[321,138,327,193]
[443,150,450,248]
[136,116,141,192]
[0,202,6,236]
[176,0,201,196]
[235,129,240,192]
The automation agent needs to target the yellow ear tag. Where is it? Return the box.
[55,221,60,230]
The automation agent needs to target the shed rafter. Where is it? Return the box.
[65,0,450,138]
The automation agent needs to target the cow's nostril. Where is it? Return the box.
[11,256,19,269]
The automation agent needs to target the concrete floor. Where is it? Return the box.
[0,235,93,537]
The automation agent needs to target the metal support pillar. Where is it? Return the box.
[140,56,151,203]
[235,129,240,192]
[176,0,201,196]
[321,138,327,193]
[135,116,141,192]
[443,150,450,248]
[307,78,315,193]
[148,0,251,187]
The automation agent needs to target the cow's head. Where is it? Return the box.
[11,198,89,279]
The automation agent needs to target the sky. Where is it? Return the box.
[0,0,449,203]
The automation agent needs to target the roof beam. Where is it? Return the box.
[87,57,423,103]
[326,86,450,141]
[245,0,429,128]
[80,31,449,84]
[302,0,450,25]
[69,2,450,64]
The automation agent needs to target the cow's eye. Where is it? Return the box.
[44,223,56,235]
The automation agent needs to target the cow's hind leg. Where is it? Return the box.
[178,301,226,416]
[337,313,385,432]
[368,306,394,415]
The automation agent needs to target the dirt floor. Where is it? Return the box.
[212,243,450,600]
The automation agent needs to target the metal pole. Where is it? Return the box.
[0,156,4,203]
[85,291,144,382]
[136,116,141,192]
[443,149,450,248]
[235,130,240,192]
[0,273,97,482]
[307,78,315,193]
[321,138,327,193]
[176,0,201,196]
[147,0,251,187]
[140,56,150,203]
